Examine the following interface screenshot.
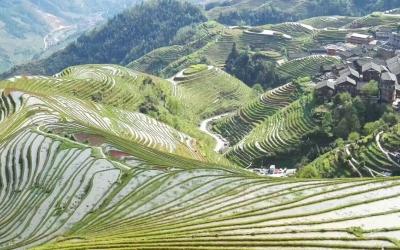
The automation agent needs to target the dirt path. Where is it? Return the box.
[167,69,185,98]
[345,144,385,177]
[199,113,231,152]
[376,131,400,168]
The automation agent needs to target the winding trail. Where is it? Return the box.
[376,131,400,168]
[199,113,231,152]
[167,69,184,98]
[345,144,385,177]
[345,145,363,177]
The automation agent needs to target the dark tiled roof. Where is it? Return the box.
[316,80,335,90]
[381,72,398,83]
[362,62,382,73]
[340,50,357,58]
[339,67,360,78]
[309,48,327,53]
[386,56,400,75]
[333,63,347,70]
[336,76,356,86]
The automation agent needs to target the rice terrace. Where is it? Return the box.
[2,0,400,249]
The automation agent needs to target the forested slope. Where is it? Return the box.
[0,0,207,79]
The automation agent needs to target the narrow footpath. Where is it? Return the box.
[199,113,231,152]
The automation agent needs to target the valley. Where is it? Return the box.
[1,0,400,249]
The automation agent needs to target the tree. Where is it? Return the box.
[297,165,321,178]
[252,83,263,94]
[362,80,379,97]
[363,120,381,135]
[334,118,349,138]
[322,112,333,136]
[335,138,344,147]
[348,132,360,141]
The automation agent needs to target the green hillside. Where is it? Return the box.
[299,16,359,29]
[226,93,320,167]
[170,64,257,119]
[0,0,137,73]
[213,81,306,145]
[127,21,225,76]
[305,125,400,178]
[342,12,400,28]
[0,83,399,249]
[3,1,400,250]
[277,55,341,79]
[0,0,207,80]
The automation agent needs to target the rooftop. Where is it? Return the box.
[316,80,335,90]
[347,33,373,39]
[386,56,400,75]
[339,67,360,78]
[337,76,356,86]
[382,71,398,83]
[362,62,382,73]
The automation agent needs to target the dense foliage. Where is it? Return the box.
[224,43,286,89]
[293,89,400,177]
[0,0,207,79]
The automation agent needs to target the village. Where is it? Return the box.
[291,27,400,107]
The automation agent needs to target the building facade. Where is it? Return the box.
[380,72,397,103]
[336,77,357,96]
[376,27,393,40]
[388,32,400,49]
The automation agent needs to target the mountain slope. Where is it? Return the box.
[0,0,207,79]
[0,0,137,73]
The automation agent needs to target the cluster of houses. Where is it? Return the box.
[316,56,400,103]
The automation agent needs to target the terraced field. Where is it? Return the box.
[3,64,168,111]
[171,65,256,119]
[343,12,400,29]
[213,82,301,146]
[28,171,400,250]
[277,55,341,80]
[269,22,316,37]
[300,16,358,29]
[2,86,400,249]
[127,21,225,76]
[237,30,292,52]
[201,32,236,67]
[226,94,320,167]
